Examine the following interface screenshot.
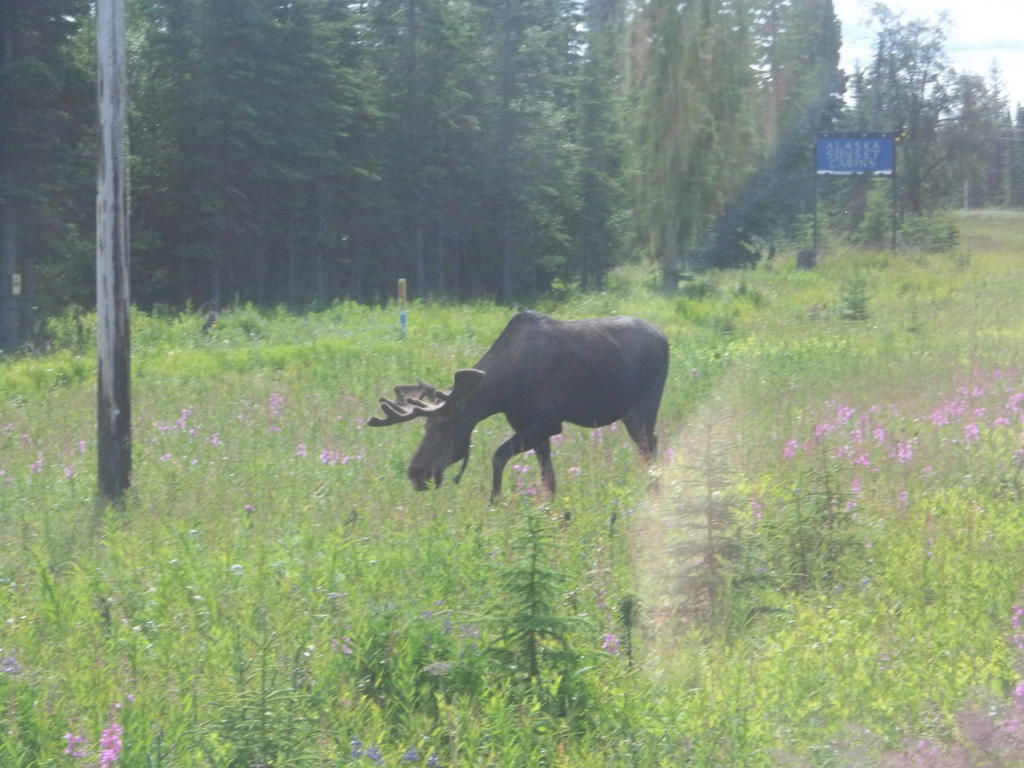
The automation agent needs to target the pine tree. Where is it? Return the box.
[701,0,843,267]
[855,7,954,215]
[0,0,93,349]
[572,0,628,290]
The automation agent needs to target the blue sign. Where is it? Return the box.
[816,134,895,176]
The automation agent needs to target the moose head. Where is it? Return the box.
[368,368,485,490]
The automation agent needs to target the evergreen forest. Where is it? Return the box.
[2,0,1023,349]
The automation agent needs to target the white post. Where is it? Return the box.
[96,0,131,501]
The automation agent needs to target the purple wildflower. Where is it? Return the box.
[269,392,284,417]
[1,651,20,675]
[402,746,421,761]
[64,732,87,759]
[894,440,914,464]
[602,633,620,656]
[750,499,763,521]
[98,722,122,768]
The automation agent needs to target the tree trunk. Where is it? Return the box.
[662,216,680,290]
[0,202,17,351]
[0,5,17,352]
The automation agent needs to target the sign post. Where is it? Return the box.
[398,278,407,337]
[814,132,898,252]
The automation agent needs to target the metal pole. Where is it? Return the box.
[891,131,898,253]
[812,172,818,252]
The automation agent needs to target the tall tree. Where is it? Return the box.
[365,0,489,299]
[629,0,707,285]
[856,5,953,215]
[631,0,766,280]
[1011,106,1024,208]
[130,0,382,307]
[699,0,843,267]
[572,0,628,290]
[476,0,582,301]
[0,0,92,349]
[942,72,1006,209]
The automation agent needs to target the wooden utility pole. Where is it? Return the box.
[95,0,131,501]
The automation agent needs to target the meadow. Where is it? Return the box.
[2,210,1024,766]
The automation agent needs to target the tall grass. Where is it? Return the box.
[2,210,1024,766]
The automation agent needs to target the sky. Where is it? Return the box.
[833,0,1024,110]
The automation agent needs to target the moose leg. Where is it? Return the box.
[623,405,658,459]
[491,426,557,499]
[491,433,526,499]
[535,438,555,495]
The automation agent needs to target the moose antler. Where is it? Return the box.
[368,382,447,426]
[367,369,485,427]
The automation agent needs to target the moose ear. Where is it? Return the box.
[450,368,485,399]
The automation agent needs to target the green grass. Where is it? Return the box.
[2,210,1024,766]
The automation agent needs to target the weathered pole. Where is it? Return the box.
[95,0,131,501]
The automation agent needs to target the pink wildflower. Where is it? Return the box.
[98,721,122,767]
[894,440,914,464]
[602,633,620,656]
[64,732,87,759]
[751,499,763,521]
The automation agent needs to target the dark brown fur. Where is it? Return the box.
[369,311,669,498]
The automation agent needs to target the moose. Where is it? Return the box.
[368,310,669,498]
